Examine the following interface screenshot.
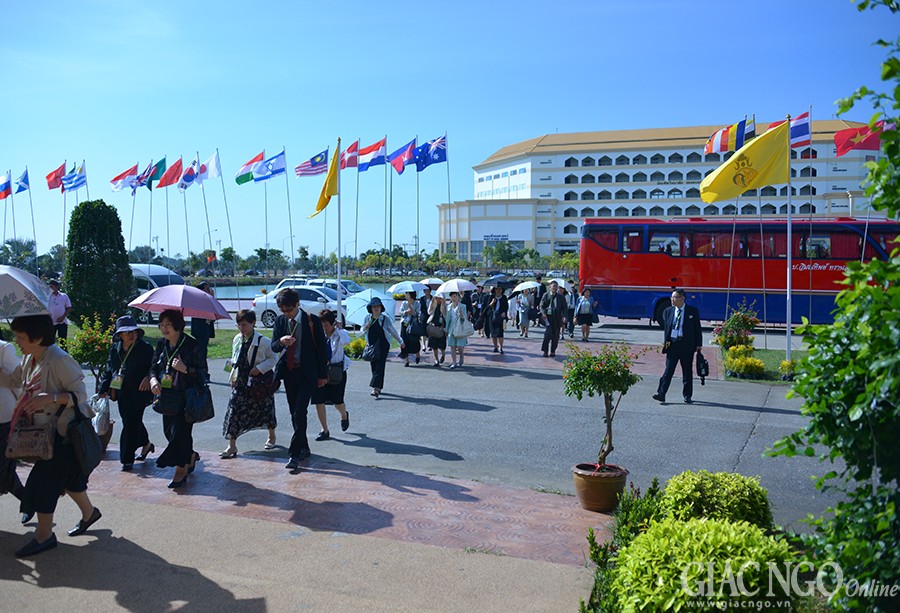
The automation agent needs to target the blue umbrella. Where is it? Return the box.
[387,281,428,296]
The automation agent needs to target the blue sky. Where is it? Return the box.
[2,0,895,261]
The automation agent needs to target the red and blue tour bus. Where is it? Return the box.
[579,216,900,326]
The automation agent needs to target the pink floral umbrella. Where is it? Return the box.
[128,285,230,320]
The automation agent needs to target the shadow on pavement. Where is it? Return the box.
[331,432,464,462]
[0,530,266,612]
[382,392,496,412]
[460,365,560,381]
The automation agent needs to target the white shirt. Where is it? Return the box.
[672,307,684,338]
[48,291,72,324]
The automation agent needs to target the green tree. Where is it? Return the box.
[128,245,155,263]
[296,245,311,271]
[0,238,38,272]
[64,199,133,323]
[37,244,67,277]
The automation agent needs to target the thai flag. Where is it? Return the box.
[358,138,387,172]
[388,138,417,175]
[0,172,11,200]
[789,112,811,148]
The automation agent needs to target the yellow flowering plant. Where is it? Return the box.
[563,342,642,467]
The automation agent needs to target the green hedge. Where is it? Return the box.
[661,470,773,530]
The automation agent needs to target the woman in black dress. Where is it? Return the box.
[362,298,403,398]
[97,315,155,471]
[427,295,447,366]
[149,310,208,489]
[399,292,422,366]
[487,286,509,355]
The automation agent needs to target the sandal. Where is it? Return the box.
[264,440,276,450]
[220,449,238,459]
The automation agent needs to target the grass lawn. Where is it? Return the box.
[721,347,808,385]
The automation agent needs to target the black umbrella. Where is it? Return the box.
[481,274,515,289]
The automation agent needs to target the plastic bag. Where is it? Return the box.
[90,393,111,436]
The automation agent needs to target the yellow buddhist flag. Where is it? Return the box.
[700,121,790,203]
[309,142,339,219]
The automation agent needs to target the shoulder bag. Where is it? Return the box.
[153,389,185,416]
[327,362,344,385]
[6,402,65,463]
[184,383,215,424]
[408,310,427,337]
[247,336,281,400]
[66,393,103,476]
[452,308,476,339]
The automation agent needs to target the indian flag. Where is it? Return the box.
[235,151,264,185]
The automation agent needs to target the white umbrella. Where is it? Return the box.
[0,265,52,318]
[387,281,428,296]
[420,277,444,287]
[344,289,397,327]
[512,280,542,293]
[550,278,574,292]
[435,278,477,297]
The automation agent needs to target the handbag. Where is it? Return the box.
[361,342,377,362]
[591,313,600,324]
[184,383,215,424]
[426,323,445,338]
[5,395,65,462]
[90,394,111,436]
[247,338,281,399]
[66,393,103,476]
[453,317,475,339]
[153,389,185,416]
[696,350,710,385]
[327,362,344,385]
[409,318,427,337]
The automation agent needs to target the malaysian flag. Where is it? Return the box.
[295,149,328,176]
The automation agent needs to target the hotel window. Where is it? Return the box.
[761,204,777,215]
[779,186,797,196]
[791,168,797,178]
[582,156,596,167]
[564,207,578,217]
[615,172,629,182]
[598,156,612,166]
[615,206,629,216]
[686,188,700,198]
[510,169,518,176]
[581,190,595,201]
[564,191,578,201]
[650,154,665,164]
[799,203,816,214]
[800,166,817,177]
[685,205,701,215]
[686,152,702,163]
[650,171,665,182]
[615,189,629,200]
[761,186,777,196]
[800,148,818,159]
[799,185,816,196]
[581,207,595,217]
[520,168,528,174]
[704,169,714,177]
[741,204,757,215]
[632,206,647,216]
[615,155,630,165]
[633,154,647,165]
[790,150,798,160]
[668,171,683,181]
[565,174,578,184]
[686,170,701,181]
[723,204,736,215]
[598,190,612,200]
[598,207,612,217]
[723,151,734,161]
[668,188,683,199]
[632,189,647,199]
[565,157,578,167]
[501,171,508,177]
[633,171,647,182]
[703,205,719,215]
[742,189,757,197]
[666,205,682,216]
[668,153,684,164]
[478,177,484,182]
[581,173,595,184]
[493,174,500,179]
[564,224,579,234]
[705,152,720,162]
[598,173,612,183]
[650,189,665,199]
[779,204,795,214]
[649,206,665,218]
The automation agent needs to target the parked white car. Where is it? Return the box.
[307,278,365,297]
[252,285,346,328]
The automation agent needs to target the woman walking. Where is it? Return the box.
[97,315,155,471]
[221,309,277,459]
[488,286,509,354]
[1,315,102,557]
[312,310,350,440]
[149,310,208,489]
[446,292,469,369]
[427,295,447,367]
[517,289,534,338]
[399,292,422,367]
[362,297,403,398]
[0,334,26,520]
[576,289,599,341]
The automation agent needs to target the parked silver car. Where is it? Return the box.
[251,285,346,328]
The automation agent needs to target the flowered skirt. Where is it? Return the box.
[223,379,277,439]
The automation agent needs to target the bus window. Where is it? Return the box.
[864,232,900,259]
[694,232,737,257]
[649,232,680,256]
[623,229,643,253]
[828,231,861,260]
[589,229,618,251]
[807,235,832,259]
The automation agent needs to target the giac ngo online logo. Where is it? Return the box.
[679,560,900,607]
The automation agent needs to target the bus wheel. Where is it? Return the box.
[653,300,668,328]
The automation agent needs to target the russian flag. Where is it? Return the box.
[358,138,387,172]
[0,172,11,200]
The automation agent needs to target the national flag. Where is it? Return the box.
[45,162,66,190]
[767,112,811,148]
[699,121,790,203]
[339,140,359,170]
[235,152,264,185]
[835,122,884,157]
[295,149,328,176]
[15,169,30,194]
[389,138,417,175]
[310,144,339,219]
[413,133,448,172]
[744,115,756,141]
[178,159,199,192]
[703,119,748,154]
[110,164,138,192]
[156,158,183,189]
[130,162,155,195]
[196,151,221,185]
[253,149,287,182]
[0,172,11,200]
[358,138,387,172]
[147,158,166,190]
[61,163,87,192]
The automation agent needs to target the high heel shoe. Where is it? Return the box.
[188,452,200,474]
[136,443,155,461]
[168,473,188,489]
[220,448,238,459]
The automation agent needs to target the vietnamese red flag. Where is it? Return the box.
[45,162,66,190]
[834,122,884,157]
[340,140,359,170]
[156,157,183,188]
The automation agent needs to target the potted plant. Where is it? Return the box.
[563,342,642,512]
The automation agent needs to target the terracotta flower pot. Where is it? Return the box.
[572,463,628,512]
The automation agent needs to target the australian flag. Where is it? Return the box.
[414,133,448,172]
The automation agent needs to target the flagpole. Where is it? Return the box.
[758,193,768,349]
[182,189,192,263]
[445,133,452,257]
[282,147,295,272]
[3,169,9,247]
[215,150,238,305]
[165,184,171,260]
[354,138,360,270]
[415,134,420,267]
[383,135,388,259]
[806,104,814,321]
[148,177,154,282]
[264,180,269,275]
[9,171,16,241]
[26,167,39,274]
[62,159,68,246]
[84,160,90,201]
[335,137,342,320]
[785,114,793,362]
[128,170,137,252]
[388,163,393,257]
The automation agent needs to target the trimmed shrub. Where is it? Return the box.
[726,344,754,360]
[613,478,665,549]
[612,517,794,612]
[661,470,773,530]
[725,355,766,377]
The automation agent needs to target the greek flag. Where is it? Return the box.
[62,163,87,192]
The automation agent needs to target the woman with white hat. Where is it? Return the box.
[362,297,403,398]
[97,315,155,471]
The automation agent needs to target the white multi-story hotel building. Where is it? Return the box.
[438,121,875,261]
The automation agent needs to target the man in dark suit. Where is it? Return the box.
[654,288,703,404]
[534,274,547,326]
[270,288,328,470]
[539,280,567,357]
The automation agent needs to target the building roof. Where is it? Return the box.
[477,120,867,167]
